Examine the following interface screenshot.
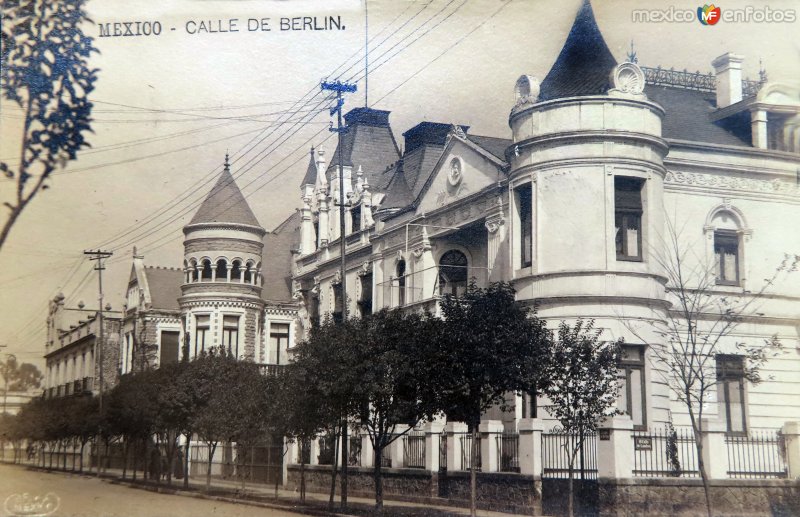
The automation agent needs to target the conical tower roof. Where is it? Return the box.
[188,156,262,228]
[538,0,618,101]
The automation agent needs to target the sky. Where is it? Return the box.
[1,0,799,369]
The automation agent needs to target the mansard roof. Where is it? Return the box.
[188,164,262,228]
[325,107,401,187]
[538,0,617,101]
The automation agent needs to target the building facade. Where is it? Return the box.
[289,0,800,437]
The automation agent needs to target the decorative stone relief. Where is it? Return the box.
[609,62,646,99]
[332,270,342,285]
[357,261,372,276]
[666,171,800,194]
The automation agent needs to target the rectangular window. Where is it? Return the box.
[358,273,373,317]
[521,389,537,419]
[195,315,210,357]
[617,345,647,429]
[516,184,533,268]
[160,331,180,365]
[717,355,747,434]
[714,230,740,286]
[269,323,290,364]
[222,315,240,357]
[308,294,320,328]
[615,177,644,261]
[351,205,362,233]
[332,283,343,323]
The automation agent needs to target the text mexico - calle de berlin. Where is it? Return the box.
[98,16,346,38]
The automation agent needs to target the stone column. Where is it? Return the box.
[518,418,545,476]
[751,109,768,149]
[781,421,800,479]
[424,422,445,472]
[389,433,405,469]
[479,420,504,472]
[361,432,374,469]
[446,422,468,471]
[701,418,729,479]
[309,437,320,466]
[226,264,232,282]
[597,416,634,478]
[485,196,507,282]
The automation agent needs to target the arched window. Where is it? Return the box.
[190,259,199,282]
[439,250,468,297]
[183,261,190,283]
[244,261,254,284]
[708,209,746,287]
[201,259,213,281]
[231,260,242,282]
[396,260,406,306]
[255,262,262,286]
[215,259,228,281]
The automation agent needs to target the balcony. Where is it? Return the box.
[257,364,286,377]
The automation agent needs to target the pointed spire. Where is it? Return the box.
[301,146,317,187]
[224,151,230,172]
[188,159,262,228]
[539,0,618,101]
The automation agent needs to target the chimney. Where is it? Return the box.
[711,53,744,108]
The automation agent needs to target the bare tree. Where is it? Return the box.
[624,220,798,517]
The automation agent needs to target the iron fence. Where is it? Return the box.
[497,432,520,473]
[348,436,361,467]
[439,434,447,471]
[542,430,597,479]
[317,435,336,465]
[459,433,481,471]
[726,430,787,479]
[403,432,426,469]
[189,443,283,484]
[632,427,699,478]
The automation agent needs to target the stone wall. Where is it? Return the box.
[598,478,800,517]
[286,465,539,514]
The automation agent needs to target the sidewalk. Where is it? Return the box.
[3,460,534,517]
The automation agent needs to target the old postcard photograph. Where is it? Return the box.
[1,0,799,515]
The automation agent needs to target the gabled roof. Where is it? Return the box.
[539,0,617,101]
[262,212,299,303]
[466,135,510,161]
[189,164,262,228]
[142,267,182,311]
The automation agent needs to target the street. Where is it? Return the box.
[0,463,305,517]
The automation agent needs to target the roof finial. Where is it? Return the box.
[224,150,230,172]
[627,40,638,64]
[758,58,768,83]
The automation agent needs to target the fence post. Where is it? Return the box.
[597,415,634,478]
[361,432,374,469]
[390,430,406,469]
[446,422,468,471]
[700,418,728,479]
[518,418,545,476]
[782,421,800,479]
[424,421,445,472]
[479,420,503,472]
[309,437,320,466]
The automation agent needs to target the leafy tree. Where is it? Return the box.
[284,319,358,507]
[106,371,160,480]
[1,356,43,396]
[433,281,551,517]
[541,320,621,517]
[0,0,98,250]
[348,309,441,509]
[153,362,194,486]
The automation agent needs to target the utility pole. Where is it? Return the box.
[321,78,356,510]
[84,250,112,413]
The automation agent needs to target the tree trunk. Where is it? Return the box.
[300,447,307,504]
[206,442,216,491]
[373,442,384,510]
[470,426,478,517]
[143,438,150,481]
[183,435,190,490]
[328,433,339,510]
[341,422,348,510]
[79,441,85,473]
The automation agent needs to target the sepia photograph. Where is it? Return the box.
[1,0,799,515]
